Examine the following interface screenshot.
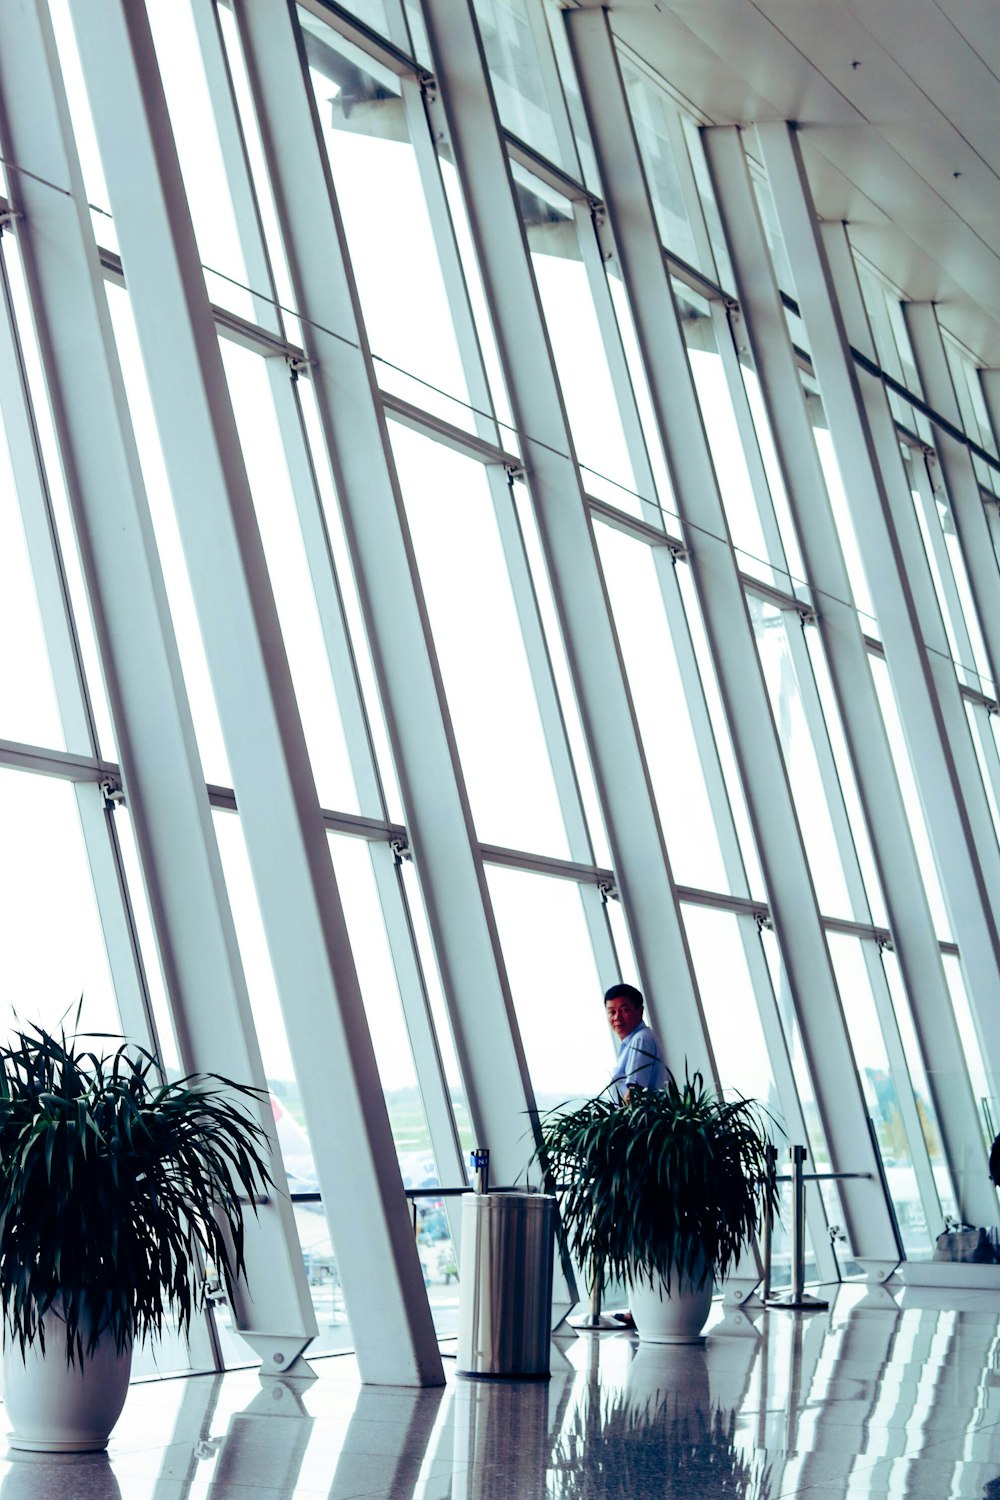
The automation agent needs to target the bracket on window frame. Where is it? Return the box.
[0,209,24,236]
[285,354,314,383]
[598,878,620,905]
[390,835,412,866]
[754,909,773,934]
[99,776,126,811]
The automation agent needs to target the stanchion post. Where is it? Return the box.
[569,1256,619,1331]
[766,1146,829,1312]
[761,1142,777,1303]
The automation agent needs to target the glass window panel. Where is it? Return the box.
[942,521,995,698]
[906,452,973,688]
[680,908,819,1285]
[967,700,1000,842]
[758,925,845,1267]
[295,379,403,823]
[619,59,700,269]
[542,0,599,188]
[472,0,563,167]
[391,423,569,856]
[398,860,474,1159]
[595,522,728,890]
[749,596,854,919]
[512,166,639,509]
[942,953,993,1146]
[605,268,677,519]
[212,809,356,1360]
[678,287,778,587]
[0,411,64,749]
[809,395,880,635]
[301,14,474,427]
[47,0,119,252]
[486,865,609,1108]
[675,562,765,897]
[856,259,909,392]
[827,933,929,1256]
[879,948,957,1226]
[439,157,516,438]
[2,238,116,758]
[803,626,887,927]
[113,808,179,1076]
[869,655,952,941]
[0,769,118,1040]
[943,333,989,451]
[680,113,735,291]
[217,3,297,332]
[106,283,231,787]
[681,905,782,1120]
[145,0,255,318]
[603,895,639,988]
[219,340,359,814]
[510,479,611,866]
[748,157,797,303]
[739,362,807,592]
[328,836,436,1165]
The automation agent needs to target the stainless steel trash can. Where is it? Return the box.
[456,1191,557,1380]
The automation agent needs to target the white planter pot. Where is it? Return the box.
[3,1317,132,1453]
[629,1269,714,1344]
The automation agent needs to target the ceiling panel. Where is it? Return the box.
[607,0,1000,364]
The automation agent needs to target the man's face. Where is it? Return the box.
[605,995,643,1041]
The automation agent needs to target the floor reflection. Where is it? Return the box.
[3,1284,1000,1498]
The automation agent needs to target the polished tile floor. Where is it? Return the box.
[3,1283,1000,1498]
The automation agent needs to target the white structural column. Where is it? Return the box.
[225,2,553,1221]
[0,0,317,1371]
[0,246,159,1055]
[189,6,469,1206]
[418,0,715,1079]
[65,0,441,1385]
[566,10,898,1270]
[755,122,1000,1086]
[702,125,995,1226]
[903,303,1000,693]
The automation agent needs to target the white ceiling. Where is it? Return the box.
[606,0,1000,366]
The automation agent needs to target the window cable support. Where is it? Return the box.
[504,462,526,486]
[99,776,126,811]
[390,835,412,866]
[598,878,620,904]
[754,910,773,934]
[285,354,314,383]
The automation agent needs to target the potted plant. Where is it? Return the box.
[0,1021,273,1452]
[536,1070,778,1343]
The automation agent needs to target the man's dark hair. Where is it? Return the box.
[604,982,644,1009]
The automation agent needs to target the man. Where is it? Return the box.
[605,982,667,1100]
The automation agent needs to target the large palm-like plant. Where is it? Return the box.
[536,1071,778,1300]
[0,1023,272,1364]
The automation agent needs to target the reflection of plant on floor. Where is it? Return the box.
[550,1386,772,1500]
